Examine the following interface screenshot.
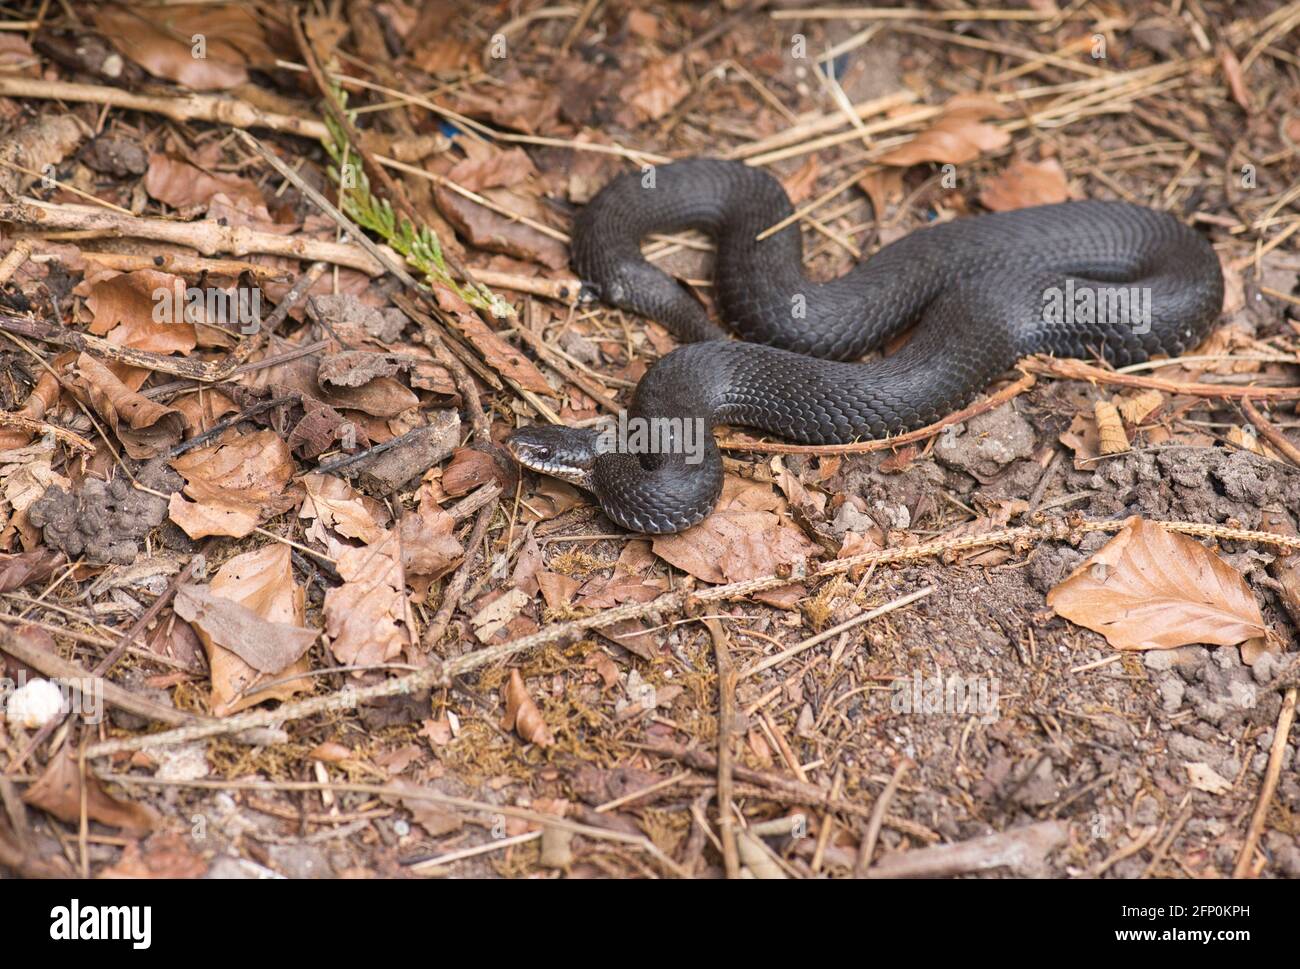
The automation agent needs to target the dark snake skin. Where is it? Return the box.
[509,158,1223,533]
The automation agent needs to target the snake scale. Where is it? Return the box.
[507,159,1223,533]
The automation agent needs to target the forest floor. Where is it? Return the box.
[0,0,1298,879]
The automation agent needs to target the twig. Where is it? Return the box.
[0,238,31,284]
[854,757,911,876]
[701,615,739,878]
[0,625,200,728]
[647,742,939,841]
[1233,687,1297,877]
[94,773,687,878]
[167,396,300,458]
[1023,355,1300,400]
[6,557,203,773]
[80,516,1300,761]
[1092,824,1160,877]
[0,75,328,138]
[1240,398,1300,466]
[740,587,934,680]
[422,501,498,650]
[0,410,93,452]
[0,198,384,274]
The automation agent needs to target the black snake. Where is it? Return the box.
[507,159,1223,533]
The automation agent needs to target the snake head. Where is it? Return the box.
[505,425,604,492]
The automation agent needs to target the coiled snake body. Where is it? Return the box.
[507,159,1223,533]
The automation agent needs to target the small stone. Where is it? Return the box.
[4,678,66,728]
[1251,651,1278,685]
[1156,673,1185,713]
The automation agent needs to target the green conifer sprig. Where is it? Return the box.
[321,87,508,317]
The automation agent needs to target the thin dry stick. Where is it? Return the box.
[6,557,202,773]
[725,90,916,161]
[1233,687,1297,878]
[1092,824,1161,877]
[1023,355,1300,400]
[0,76,330,138]
[770,7,1077,21]
[0,239,31,283]
[409,830,540,871]
[94,773,687,878]
[741,587,934,680]
[0,410,94,452]
[423,501,497,650]
[67,250,289,279]
[80,517,1300,761]
[652,742,939,841]
[854,757,912,876]
[701,615,740,878]
[0,626,198,728]
[0,198,385,274]
[1240,398,1300,466]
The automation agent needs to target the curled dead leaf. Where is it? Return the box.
[501,668,554,747]
[980,156,1070,211]
[23,746,158,834]
[878,94,1010,167]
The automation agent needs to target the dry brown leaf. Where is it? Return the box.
[387,779,463,837]
[858,166,905,218]
[82,269,198,358]
[144,153,265,212]
[23,746,159,834]
[168,430,296,539]
[471,587,531,641]
[651,476,819,588]
[448,147,540,193]
[441,445,514,497]
[537,570,580,610]
[878,94,1010,167]
[501,668,554,746]
[619,54,690,123]
[434,183,568,269]
[174,583,318,674]
[323,530,408,666]
[1059,412,1101,469]
[73,352,184,459]
[400,490,464,583]
[446,84,560,135]
[1047,517,1266,650]
[0,34,37,77]
[190,543,313,715]
[0,547,63,592]
[980,156,1070,211]
[93,2,276,91]
[431,284,552,392]
[99,831,209,879]
[300,473,389,545]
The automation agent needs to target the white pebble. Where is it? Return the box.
[5,678,67,728]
